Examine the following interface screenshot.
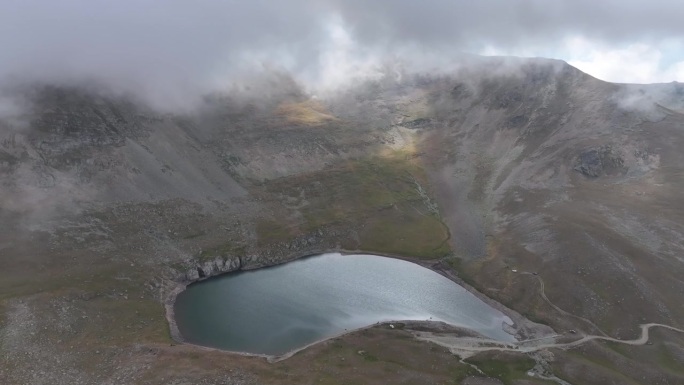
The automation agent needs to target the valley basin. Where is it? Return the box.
[173,253,515,356]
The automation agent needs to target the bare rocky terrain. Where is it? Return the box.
[1,56,684,384]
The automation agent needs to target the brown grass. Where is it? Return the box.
[275,100,337,126]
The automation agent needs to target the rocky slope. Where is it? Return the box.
[1,57,683,384]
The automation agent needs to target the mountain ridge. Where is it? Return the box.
[1,56,683,384]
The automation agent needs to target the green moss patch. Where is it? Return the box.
[256,153,451,259]
[359,204,450,259]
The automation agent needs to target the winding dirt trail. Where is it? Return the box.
[416,271,684,357]
[415,323,684,357]
[521,272,609,337]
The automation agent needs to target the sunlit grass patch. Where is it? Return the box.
[276,100,337,126]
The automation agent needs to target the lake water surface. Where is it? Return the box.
[174,253,514,356]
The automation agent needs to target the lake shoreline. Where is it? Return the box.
[164,248,553,360]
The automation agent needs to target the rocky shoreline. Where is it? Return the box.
[163,247,556,358]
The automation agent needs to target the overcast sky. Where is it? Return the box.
[1,0,682,107]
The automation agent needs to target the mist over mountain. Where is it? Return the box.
[2,2,684,385]
[1,0,683,110]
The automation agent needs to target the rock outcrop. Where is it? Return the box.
[181,255,242,282]
[574,145,627,178]
[176,227,346,283]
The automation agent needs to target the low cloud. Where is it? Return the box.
[0,0,683,109]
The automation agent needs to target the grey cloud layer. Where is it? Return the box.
[336,0,683,47]
[0,0,681,107]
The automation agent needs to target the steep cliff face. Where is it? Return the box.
[1,57,684,384]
